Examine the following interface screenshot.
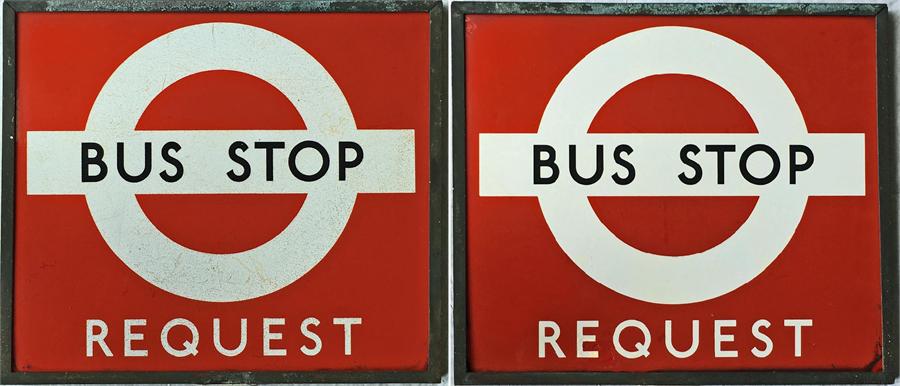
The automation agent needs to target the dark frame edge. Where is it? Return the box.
[876,4,899,385]
[3,0,437,13]
[451,2,899,385]
[426,0,449,383]
[0,1,15,384]
[450,1,469,385]
[0,0,448,384]
[449,1,884,16]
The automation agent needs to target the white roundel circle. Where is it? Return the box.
[85,22,357,302]
[537,26,809,304]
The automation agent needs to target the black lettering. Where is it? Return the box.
[789,144,814,184]
[533,145,559,184]
[289,141,329,182]
[678,144,702,185]
[612,144,635,185]
[227,141,251,182]
[254,141,286,182]
[116,142,152,183]
[705,144,736,185]
[740,144,780,185]
[159,141,183,183]
[338,141,363,181]
[568,144,603,185]
[81,142,107,182]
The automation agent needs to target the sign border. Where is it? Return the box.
[451,2,898,384]
[0,0,447,383]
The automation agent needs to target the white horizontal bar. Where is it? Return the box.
[480,133,865,197]
[28,130,415,195]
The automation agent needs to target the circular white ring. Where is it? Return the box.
[85,22,356,302]
[538,26,808,304]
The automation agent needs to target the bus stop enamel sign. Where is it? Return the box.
[453,3,897,384]
[1,1,446,383]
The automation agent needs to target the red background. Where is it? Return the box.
[466,15,882,371]
[15,12,431,371]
